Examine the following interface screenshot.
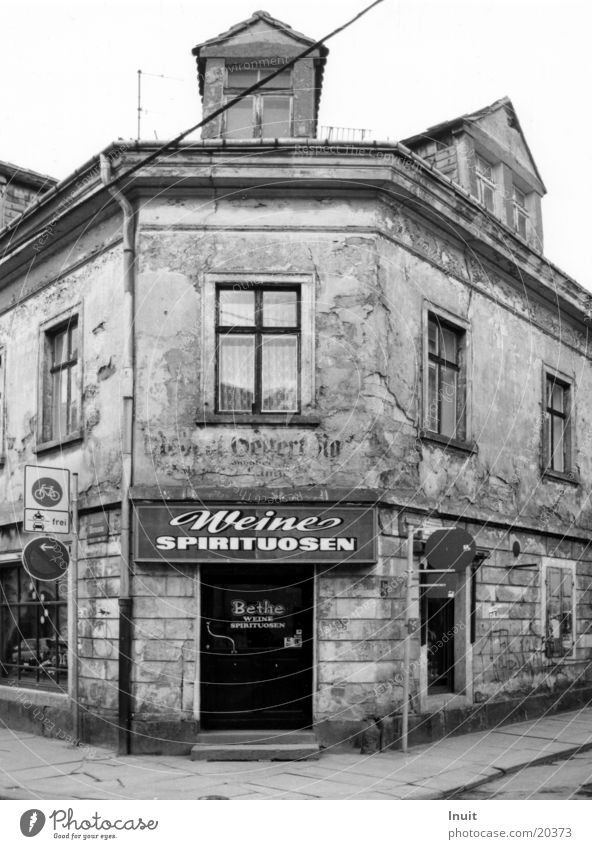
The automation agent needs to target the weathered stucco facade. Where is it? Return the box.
[1,10,591,755]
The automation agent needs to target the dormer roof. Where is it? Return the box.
[191,9,328,109]
[404,96,546,194]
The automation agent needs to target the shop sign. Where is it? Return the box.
[134,504,377,564]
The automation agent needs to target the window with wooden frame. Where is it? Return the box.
[216,286,300,414]
[512,184,529,239]
[544,373,572,476]
[543,561,575,659]
[475,155,496,212]
[223,67,292,139]
[0,562,68,689]
[40,315,80,446]
[426,314,467,441]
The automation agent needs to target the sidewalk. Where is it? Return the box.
[1,708,592,800]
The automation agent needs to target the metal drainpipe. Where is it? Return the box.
[100,154,135,755]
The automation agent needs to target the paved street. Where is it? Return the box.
[2,707,592,800]
[457,750,592,800]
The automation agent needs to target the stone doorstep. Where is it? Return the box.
[190,743,320,762]
[190,729,321,762]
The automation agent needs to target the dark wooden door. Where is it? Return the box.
[427,597,455,692]
[200,567,313,729]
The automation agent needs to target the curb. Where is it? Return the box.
[439,741,592,799]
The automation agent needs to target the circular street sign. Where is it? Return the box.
[425,527,476,572]
[31,476,63,507]
[22,536,70,581]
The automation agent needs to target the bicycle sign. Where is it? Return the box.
[24,465,70,535]
[32,477,63,507]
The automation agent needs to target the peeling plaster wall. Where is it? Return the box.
[129,190,592,735]
[0,225,125,528]
[0,222,126,744]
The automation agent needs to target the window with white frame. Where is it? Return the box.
[512,184,529,238]
[201,274,315,420]
[216,286,299,414]
[543,561,575,659]
[223,67,292,139]
[475,155,496,212]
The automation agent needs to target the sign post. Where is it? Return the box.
[24,465,71,535]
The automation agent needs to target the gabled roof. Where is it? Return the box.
[192,9,328,54]
[0,158,57,190]
[192,10,328,119]
[403,96,546,193]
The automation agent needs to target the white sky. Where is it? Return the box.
[2,0,590,288]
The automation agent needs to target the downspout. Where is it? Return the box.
[100,154,135,755]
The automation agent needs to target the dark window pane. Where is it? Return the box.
[225,98,254,139]
[551,414,565,472]
[261,96,291,137]
[549,381,565,414]
[52,369,68,438]
[69,323,78,360]
[52,329,67,366]
[440,366,457,437]
[260,69,292,88]
[219,290,255,327]
[219,335,255,412]
[68,363,79,431]
[262,290,297,327]
[441,327,458,364]
[427,361,438,431]
[261,335,298,411]
[226,69,258,88]
[428,318,438,356]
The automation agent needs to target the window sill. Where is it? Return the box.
[0,682,69,706]
[419,429,477,455]
[196,412,322,427]
[542,468,580,486]
[35,430,83,454]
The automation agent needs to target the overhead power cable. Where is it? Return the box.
[105,0,386,191]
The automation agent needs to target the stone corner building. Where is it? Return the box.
[0,9,591,756]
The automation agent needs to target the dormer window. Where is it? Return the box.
[475,155,496,212]
[223,66,293,139]
[512,185,529,239]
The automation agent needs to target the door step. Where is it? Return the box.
[190,729,321,761]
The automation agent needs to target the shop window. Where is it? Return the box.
[224,66,292,139]
[475,155,496,212]
[0,562,68,689]
[216,286,299,414]
[544,563,574,658]
[39,313,81,447]
[544,373,573,476]
[426,313,467,441]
